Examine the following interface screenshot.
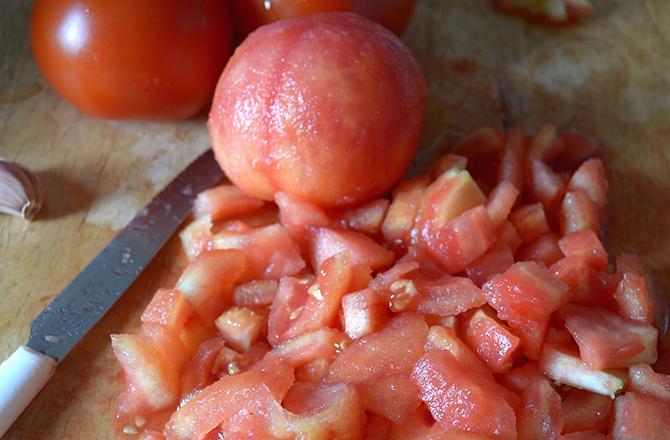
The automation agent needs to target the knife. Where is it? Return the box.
[0,149,223,436]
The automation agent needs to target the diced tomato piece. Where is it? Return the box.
[414,274,486,316]
[629,363,670,401]
[614,272,654,324]
[415,169,487,244]
[461,308,521,373]
[213,224,305,280]
[455,126,505,191]
[429,153,468,179]
[177,315,214,357]
[612,392,670,440]
[527,158,566,212]
[411,349,517,439]
[327,313,428,384]
[215,307,265,352]
[179,337,226,399]
[141,288,194,332]
[233,279,278,307]
[179,215,213,260]
[336,198,389,235]
[558,230,608,271]
[425,325,491,377]
[425,205,494,273]
[342,288,390,339]
[295,358,330,383]
[498,127,525,190]
[484,261,570,326]
[281,253,354,341]
[565,306,658,369]
[140,323,189,376]
[274,191,330,253]
[370,258,420,292]
[465,246,515,287]
[516,378,564,440]
[164,357,293,440]
[559,431,608,440]
[219,219,252,233]
[493,219,523,253]
[193,184,264,222]
[486,180,520,227]
[484,261,568,359]
[230,203,280,229]
[567,158,608,216]
[112,334,180,416]
[365,414,391,440]
[455,126,505,157]
[211,344,269,378]
[500,362,543,394]
[139,431,165,440]
[388,407,490,439]
[540,345,624,397]
[328,313,429,421]
[512,318,549,360]
[275,191,330,229]
[310,227,394,272]
[527,124,564,163]
[560,190,600,235]
[364,373,421,424]
[562,388,612,434]
[271,328,344,368]
[282,383,365,439]
[386,407,433,439]
[510,203,550,243]
[545,326,579,352]
[382,175,430,244]
[517,232,563,267]
[616,252,647,275]
[557,132,601,171]
[267,277,310,346]
[550,257,612,307]
[175,249,246,322]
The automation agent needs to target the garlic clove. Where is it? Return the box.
[0,158,44,221]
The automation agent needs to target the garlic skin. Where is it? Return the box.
[0,158,44,220]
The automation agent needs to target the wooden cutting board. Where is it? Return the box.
[1,0,669,438]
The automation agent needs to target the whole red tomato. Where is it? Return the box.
[30,0,232,120]
[231,0,417,36]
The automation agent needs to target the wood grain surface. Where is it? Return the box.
[1,0,669,438]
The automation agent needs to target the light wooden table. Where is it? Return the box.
[1,0,669,438]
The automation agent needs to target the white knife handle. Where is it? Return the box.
[0,345,56,437]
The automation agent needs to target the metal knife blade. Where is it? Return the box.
[27,149,222,363]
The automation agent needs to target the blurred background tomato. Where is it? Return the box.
[232,0,417,37]
[30,0,233,119]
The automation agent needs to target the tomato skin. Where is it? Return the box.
[30,0,232,119]
[232,0,417,36]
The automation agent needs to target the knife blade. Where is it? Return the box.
[0,148,222,436]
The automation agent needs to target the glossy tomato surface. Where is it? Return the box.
[30,0,232,119]
[231,0,417,36]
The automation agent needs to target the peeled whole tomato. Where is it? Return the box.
[209,12,426,208]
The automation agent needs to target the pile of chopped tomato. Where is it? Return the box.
[112,125,669,439]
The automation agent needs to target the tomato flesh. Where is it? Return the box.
[562,388,612,434]
[565,306,658,370]
[516,378,564,440]
[411,349,517,439]
[461,308,521,373]
[611,392,670,440]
